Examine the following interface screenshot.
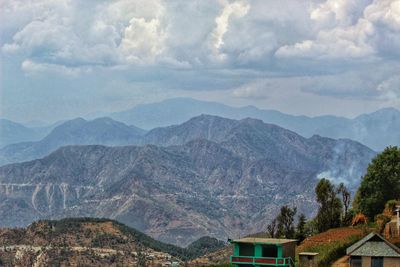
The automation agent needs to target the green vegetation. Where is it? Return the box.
[266,205,298,239]
[266,218,277,238]
[354,146,400,219]
[315,178,343,232]
[276,205,297,239]
[112,219,200,260]
[295,214,307,243]
[302,234,361,266]
[186,236,226,258]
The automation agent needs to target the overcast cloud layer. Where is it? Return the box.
[1,0,400,122]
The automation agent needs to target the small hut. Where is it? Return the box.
[298,252,318,267]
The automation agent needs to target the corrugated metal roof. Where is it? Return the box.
[231,237,297,244]
[351,242,400,257]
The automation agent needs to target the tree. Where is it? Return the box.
[315,178,343,232]
[266,219,277,238]
[276,205,297,238]
[354,146,400,219]
[295,214,307,243]
[337,183,351,225]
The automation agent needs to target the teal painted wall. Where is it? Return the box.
[234,244,240,256]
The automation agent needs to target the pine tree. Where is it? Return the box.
[295,214,307,242]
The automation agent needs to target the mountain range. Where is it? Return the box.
[109,98,400,151]
[0,117,145,166]
[0,115,375,245]
[2,98,399,152]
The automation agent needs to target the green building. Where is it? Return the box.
[230,237,297,267]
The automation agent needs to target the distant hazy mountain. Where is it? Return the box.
[0,117,145,165]
[110,98,399,151]
[0,115,375,245]
[0,119,41,148]
[0,119,63,148]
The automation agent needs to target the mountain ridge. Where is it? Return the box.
[0,115,375,245]
[109,97,399,151]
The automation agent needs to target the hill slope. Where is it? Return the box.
[0,218,188,266]
[0,116,375,245]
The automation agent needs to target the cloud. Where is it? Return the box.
[377,75,400,103]
[1,0,170,70]
[0,0,314,71]
[209,0,250,61]
[310,0,371,28]
[21,59,91,76]
[276,0,400,60]
[120,17,165,64]
[276,18,375,59]
[1,0,400,122]
[232,79,271,99]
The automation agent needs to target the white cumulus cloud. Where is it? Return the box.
[276,0,400,60]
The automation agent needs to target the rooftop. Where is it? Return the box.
[299,252,319,256]
[231,237,297,245]
[347,232,400,257]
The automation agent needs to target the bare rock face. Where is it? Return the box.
[0,115,375,246]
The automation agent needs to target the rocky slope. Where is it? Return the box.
[0,117,145,166]
[0,116,375,246]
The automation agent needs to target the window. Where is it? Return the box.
[350,256,361,267]
[239,243,255,256]
[262,245,278,258]
[371,257,383,267]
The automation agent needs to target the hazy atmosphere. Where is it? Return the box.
[1,2,400,266]
[1,0,400,123]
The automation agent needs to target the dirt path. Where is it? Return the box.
[332,255,349,267]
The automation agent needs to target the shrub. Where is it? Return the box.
[305,234,361,266]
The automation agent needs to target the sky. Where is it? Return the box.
[1,0,400,123]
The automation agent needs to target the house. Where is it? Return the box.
[230,237,296,266]
[347,232,400,267]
